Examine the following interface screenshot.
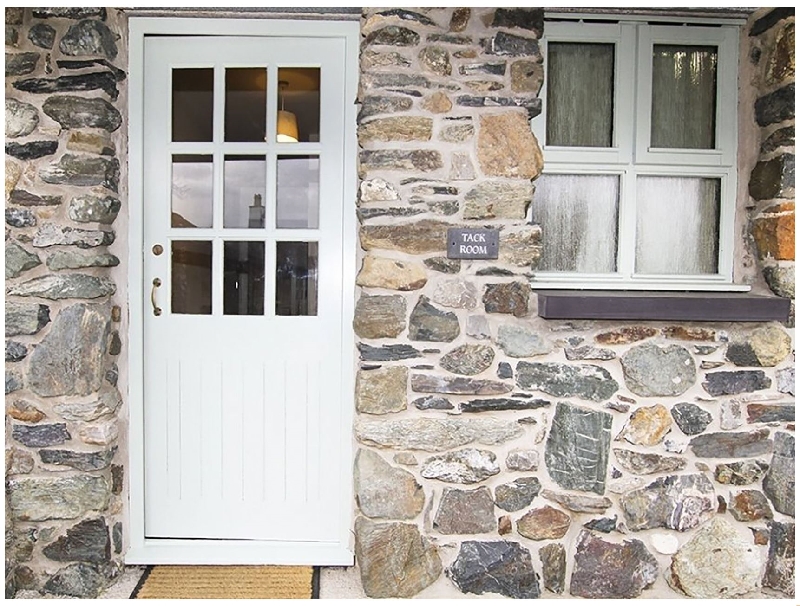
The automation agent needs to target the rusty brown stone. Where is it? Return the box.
[7,400,46,423]
[618,404,673,446]
[766,21,795,86]
[662,326,716,341]
[477,112,543,179]
[358,117,433,143]
[510,60,543,94]
[595,326,658,345]
[421,91,452,114]
[752,211,795,261]
[517,505,570,540]
[450,8,471,32]
[498,515,512,535]
[729,490,774,521]
[360,220,449,254]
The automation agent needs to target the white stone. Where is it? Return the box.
[79,419,118,445]
[651,534,680,555]
[663,438,689,454]
[608,476,647,495]
[359,178,400,203]
[505,449,538,471]
[720,400,744,430]
[466,315,491,340]
[432,279,477,309]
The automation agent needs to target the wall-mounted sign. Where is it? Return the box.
[447,227,499,260]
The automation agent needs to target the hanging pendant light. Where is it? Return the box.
[277,80,299,143]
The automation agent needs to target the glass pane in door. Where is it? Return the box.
[224,242,265,315]
[276,242,318,316]
[171,155,213,228]
[276,155,319,229]
[172,241,213,314]
[225,68,267,142]
[172,68,213,142]
[275,67,320,143]
[224,156,267,228]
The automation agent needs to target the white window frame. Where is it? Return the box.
[532,18,747,292]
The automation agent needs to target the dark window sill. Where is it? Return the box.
[535,290,791,322]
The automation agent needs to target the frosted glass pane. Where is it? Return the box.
[547,43,614,147]
[532,174,619,272]
[636,177,720,274]
[651,45,717,149]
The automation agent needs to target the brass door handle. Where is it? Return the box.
[151,278,162,316]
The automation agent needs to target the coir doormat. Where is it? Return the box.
[131,565,319,599]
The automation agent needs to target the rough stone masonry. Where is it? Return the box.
[4,5,795,600]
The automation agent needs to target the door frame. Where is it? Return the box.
[127,16,359,564]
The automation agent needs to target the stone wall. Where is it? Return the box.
[352,7,795,599]
[5,8,127,598]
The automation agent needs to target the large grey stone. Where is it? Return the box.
[13,71,121,100]
[39,155,119,192]
[539,543,565,594]
[67,195,121,224]
[669,517,762,597]
[570,530,658,598]
[354,517,441,598]
[483,31,541,57]
[364,26,420,47]
[459,397,549,413]
[517,505,570,540]
[431,279,477,309]
[28,23,56,49]
[6,370,23,394]
[755,83,794,127]
[541,490,611,513]
[7,274,115,300]
[360,220,449,254]
[28,303,111,397]
[53,389,121,422]
[446,541,540,598]
[491,8,544,33]
[5,301,50,336]
[408,296,460,342]
[726,325,792,367]
[715,459,770,485]
[360,149,443,173]
[5,99,38,138]
[762,521,795,596]
[464,180,533,220]
[46,251,119,271]
[39,448,115,472]
[354,450,424,520]
[670,402,712,436]
[620,473,716,531]
[5,243,41,279]
[621,344,696,397]
[12,424,70,448]
[545,402,612,494]
[43,563,106,598]
[357,343,420,361]
[439,344,494,376]
[8,475,110,521]
[763,432,795,517]
[32,8,106,18]
[6,52,39,76]
[9,190,62,207]
[42,96,121,132]
[434,487,495,534]
[496,324,550,357]
[494,477,541,512]
[702,370,771,396]
[690,428,773,458]
[42,518,110,564]
[5,207,37,229]
[421,448,499,484]
[33,224,115,248]
[613,448,686,475]
[353,294,406,339]
[355,367,407,414]
[357,96,413,121]
[6,341,28,362]
[60,20,117,59]
[411,374,511,395]
[356,417,523,452]
[517,361,618,402]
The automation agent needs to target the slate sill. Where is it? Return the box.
[535,290,791,322]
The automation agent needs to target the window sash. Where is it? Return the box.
[534,21,740,289]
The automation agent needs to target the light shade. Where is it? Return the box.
[277,110,299,143]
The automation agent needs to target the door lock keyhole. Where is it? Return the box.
[152,244,164,256]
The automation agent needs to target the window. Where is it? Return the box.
[532,20,743,291]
